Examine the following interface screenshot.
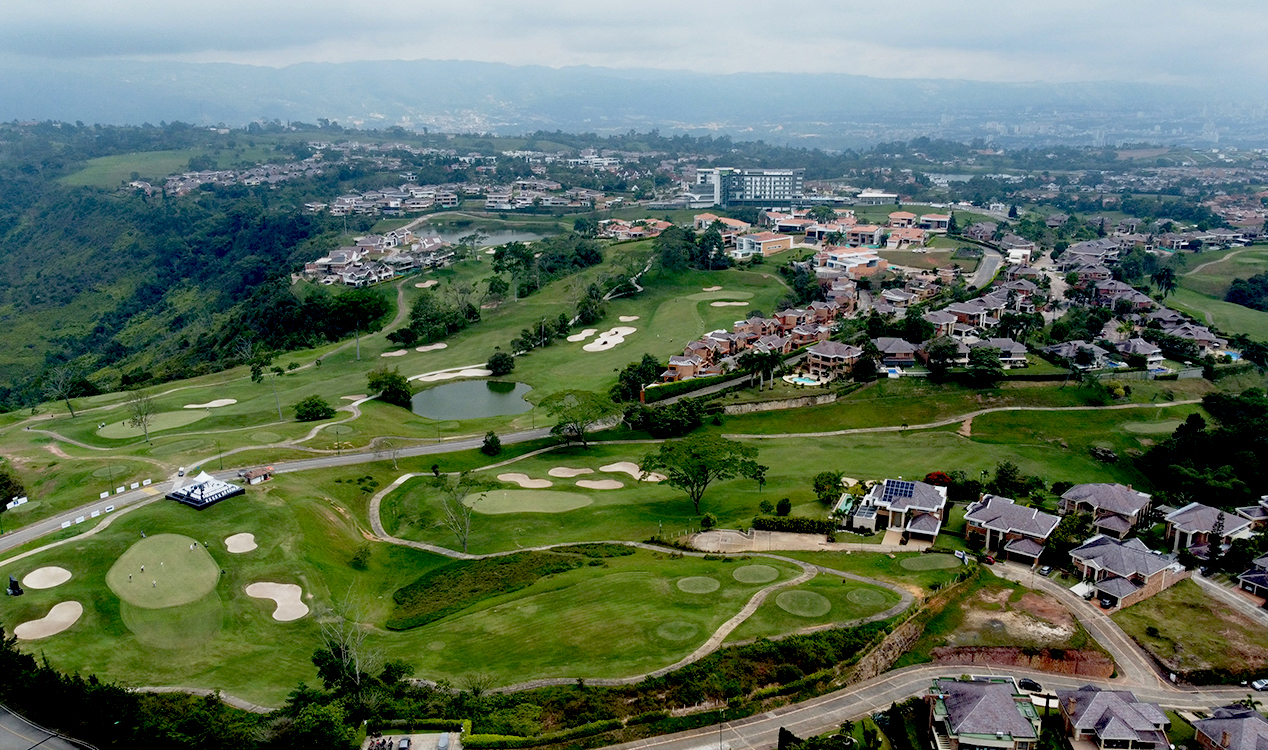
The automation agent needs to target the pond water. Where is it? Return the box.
[420,229,546,247]
[411,380,533,420]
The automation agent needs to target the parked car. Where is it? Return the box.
[1252,678,1268,691]
[1099,598,1113,609]
[399,740,412,750]
[1018,678,1043,692]
[1038,566,1053,577]
[983,556,995,565]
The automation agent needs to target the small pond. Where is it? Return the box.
[411,380,533,420]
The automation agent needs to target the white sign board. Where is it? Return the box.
[115,486,125,494]
[60,521,71,529]
[142,479,152,486]
[90,511,100,518]
[130,482,139,490]
[75,516,85,524]
[99,492,110,500]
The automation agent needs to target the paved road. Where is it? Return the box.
[0,705,83,750]
[970,246,1003,289]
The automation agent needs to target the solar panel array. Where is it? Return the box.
[881,479,916,504]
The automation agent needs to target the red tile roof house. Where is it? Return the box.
[753,334,792,355]
[1069,536,1188,609]
[887,211,918,228]
[1060,483,1152,540]
[1194,705,1268,750]
[1163,502,1253,557]
[805,341,862,381]
[1056,685,1170,748]
[964,494,1060,565]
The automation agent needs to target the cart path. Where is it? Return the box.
[1184,248,1250,276]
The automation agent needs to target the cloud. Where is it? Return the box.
[1,0,1264,87]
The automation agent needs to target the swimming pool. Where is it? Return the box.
[789,376,819,385]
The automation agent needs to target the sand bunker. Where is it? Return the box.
[548,467,594,478]
[576,479,624,490]
[23,566,72,589]
[413,367,493,382]
[246,582,309,622]
[618,316,640,322]
[566,329,598,343]
[484,248,496,255]
[415,279,439,288]
[341,394,367,401]
[497,473,553,489]
[183,399,237,409]
[15,602,83,640]
[702,286,723,292]
[225,533,258,553]
[381,350,409,357]
[583,326,637,352]
[600,462,665,482]
[415,342,448,352]
[710,301,749,307]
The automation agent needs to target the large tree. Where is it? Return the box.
[367,366,413,408]
[641,435,760,514]
[433,471,494,554]
[126,390,157,442]
[43,365,81,418]
[540,390,621,447]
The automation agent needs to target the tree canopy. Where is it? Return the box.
[641,435,760,514]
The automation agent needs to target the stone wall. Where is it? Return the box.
[723,394,838,415]
[930,647,1115,678]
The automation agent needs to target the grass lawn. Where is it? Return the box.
[1166,711,1196,747]
[1178,247,1268,299]
[1168,287,1268,339]
[878,249,977,272]
[724,571,902,643]
[774,550,966,597]
[1111,578,1268,675]
[59,146,278,188]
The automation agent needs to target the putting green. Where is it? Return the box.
[776,590,832,617]
[149,439,209,456]
[676,576,721,593]
[656,621,700,642]
[733,564,780,584]
[120,591,224,649]
[899,554,961,570]
[846,587,890,606]
[250,432,284,443]
[464,489,594,514]
[684,290,755,301]
[97,411,207,439]
[325,425,358,436]
[1123,420,1182,435]
[106,534,220,609]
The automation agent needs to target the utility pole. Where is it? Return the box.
[215,440,223,471]
[356,327,361,361]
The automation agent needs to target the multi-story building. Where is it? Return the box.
[696,168,805,208]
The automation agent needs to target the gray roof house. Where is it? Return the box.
[856,478,948,541]
[1060,483,1152,539]
[872,337,920,367]
[1045,341,1110,370]
[1236,553,1268,600]
[1163,502,1253,557]
[1057,685,1169,749]
[1193,705,1268,750]
[1069,536,1187,608]
[969,337,1029,368]
[927,677,1042,750]
[964,495,1060,562]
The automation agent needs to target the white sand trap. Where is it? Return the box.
[497,473,553,489]
[225,533,258,553]
[566,329,598,343]
[710,301,749,307]
[702,286,723,292]
[484,248,496,255]
[415,342,448,352]
[23,567,71,589]
[577,479,624,490]
[380,349,409,357]
[548,467,594,478]
[619,316,640,322]
[415,279,439,288]
[600,462,666,482]
[246,582,309,622]
[15,602,83,640]
[583,326,637,352]
[414,367,494,382]
[183,399,237,409]
[341,394,367,401]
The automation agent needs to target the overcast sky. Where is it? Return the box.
[3,0,1265,86]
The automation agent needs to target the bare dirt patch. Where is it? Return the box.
[950,588,1078,648]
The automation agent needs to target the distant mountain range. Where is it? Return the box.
[0,56,1251,147]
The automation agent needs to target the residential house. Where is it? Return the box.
[927,677,1042,750]
[1163,502,1252,557]
[923,310,958,338]
[733,232,794,259]
[816,247,888,278]
[1045,341,1109,370]
[1237,553,1268,599]
[945,301,989,329]
[919,214,951,233]
[1069,536,1187,608]
[805,341,862,381]
[1117,339,1164,368]
[845,225,885,247]
[969,337,1029,368]
[851,478,948,541]
[882,288,918,307]
[872,337,919,367]
[887,226,928,250]
[1060,483,1152,539]
[887,211,917,228]
[1163,322,1226,354]
[1075,264,1114,284]
[753,334,792,355]
[663,354,708,382]
[919,336,970,368]
[965,222,998,242]
[964,494,1060,564]
[773,217,815,234]
[1000,234,1037,253]
[1193,705,1268,750]
[788,323,830,347]
[1056,685,1170,749]
[1235,496,1268,530]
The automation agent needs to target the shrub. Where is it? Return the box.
[775,497,793,516]
[293,394,336,421]
[554,543,635,558]
[488,352,516,376]
[759,499,774,514]
[700,513,717,530]
[349,544,371,570]
[481,431,503,456]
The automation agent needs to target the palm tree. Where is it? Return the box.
[1116,319,1135,341]
[1151,267,1177,298]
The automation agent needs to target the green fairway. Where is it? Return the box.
[59,146,277,188]
[97,411,208,439]
[1168,287,1268,339]
[899,554,961,570]
[106,534,220,608]
[466,489,595,514]
[1122,420,1182,434]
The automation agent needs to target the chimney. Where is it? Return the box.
[1067,698,1077,715]
[1222,732,1231,747]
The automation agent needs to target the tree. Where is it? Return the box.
[573,216,599,237]
[367,366,413,408]
[487,352,515,376]
[967,346,1003,386]
[1151,267,1177,298]
[611,354,662,402]
[481,431,502,456]
[293,395,336,422]
[541,390,621,448]
[126,390,157,442]
[1046,511,1092,566]
[43,365,80,418]
[314,592,381,695]
[775,497,793,516]
[988,461,1027,497]
[492,241,537,299]
[759,499,775,514]
[812,471,845,505]
[641,435,759,514]
[808,205,837,223]
[924,337,961,380]
[433,471,493,553]
[286,703,355,749]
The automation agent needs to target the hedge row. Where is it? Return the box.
[752,516,836,534]
[463,719,624,749]
[644,373,735,402]
[377,719,472,734]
